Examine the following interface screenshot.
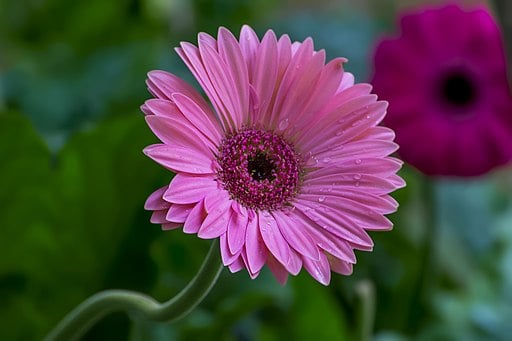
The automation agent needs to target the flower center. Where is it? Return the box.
[217,128,301,211]
[440,71,476,107]
[248,152,275,181]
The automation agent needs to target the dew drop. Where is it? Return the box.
[322,157,331,163]
[278,118,289,130]
[353,173,362,180]
[318,196,326,202]
[355,159,362,165]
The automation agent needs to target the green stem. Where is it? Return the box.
[406,177,437,334]
[355,279,376,341]
[491,0,512,85]
[45,240,223,341]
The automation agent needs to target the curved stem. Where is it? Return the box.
[45,240,223,341]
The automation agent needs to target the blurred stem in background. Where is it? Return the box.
[355,280,376,341]
[491,0,512,83]
[45,240,223,341]
[406,178,438,334]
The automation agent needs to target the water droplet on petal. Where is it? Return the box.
[353,173,362,180]
[355,159,362,165]
[318,196,326,202]
[278,118,289,130]
[322,157,331,163]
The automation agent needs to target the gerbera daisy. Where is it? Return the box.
[143,26,404,285]
[372,4,512,176]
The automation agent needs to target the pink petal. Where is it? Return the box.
[220,233,241,266]
[304,169,400,195]
[162,222,182,230]
[294,199,374,249]
[319,83,373,117]
[276,50,325,132]
[268,38,316,127]
[316,138,398,162]
[298,194,393,231]
[257,211,292,269]
[251,30,278,124]
[272,211,321,261]
[312,158,402,178]
[337,72,355,93]
[266,255,289,285]
[143,144,214,175]
[183,199,207,234]
[292,57,347,131]
[199,42,242,130]
[166,203,194,223]
[197,194,232,239]
[239,25,260,70]
[304,185,398,214]
[176,42,230,132]
[241,251,261,279]
[146,70,210,114]
[227,210,249,254]
[145,113,216,153]
[286,249,303,276]
[164,174,217,204]
[172,93,223,146]
[150,209,169,224]
[328,257,353,275]
[144,186,171,211]
[244,215,267,274]
[291,210,357,263]
[198,32,217,49]
[302,98,387,155]
[303,252,331,286]
[228,256,245,273]
[218,27,250,125]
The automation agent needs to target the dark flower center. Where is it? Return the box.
[217,129,301,210]
[440,72,476,107]
[248,153,275,181]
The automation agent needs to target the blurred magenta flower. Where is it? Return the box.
[372,4,512,176]
[143,26,404,285]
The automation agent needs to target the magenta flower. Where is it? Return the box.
[143,26,404,285]
[372,4,512,177]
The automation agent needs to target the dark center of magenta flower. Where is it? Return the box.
[217,129,301,211]
[440,71,476,107]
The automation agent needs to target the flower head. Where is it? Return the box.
[143,26,404,285]
[372,4,512,176]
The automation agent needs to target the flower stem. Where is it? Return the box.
[406,177,437,334]
[491,0,512,85]
[355,279,376,341]
[45,240,223,341]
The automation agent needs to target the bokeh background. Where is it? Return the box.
[2,0,512,340]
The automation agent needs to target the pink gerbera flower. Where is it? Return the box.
[372,4,512,176]
[143,26,404,285]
